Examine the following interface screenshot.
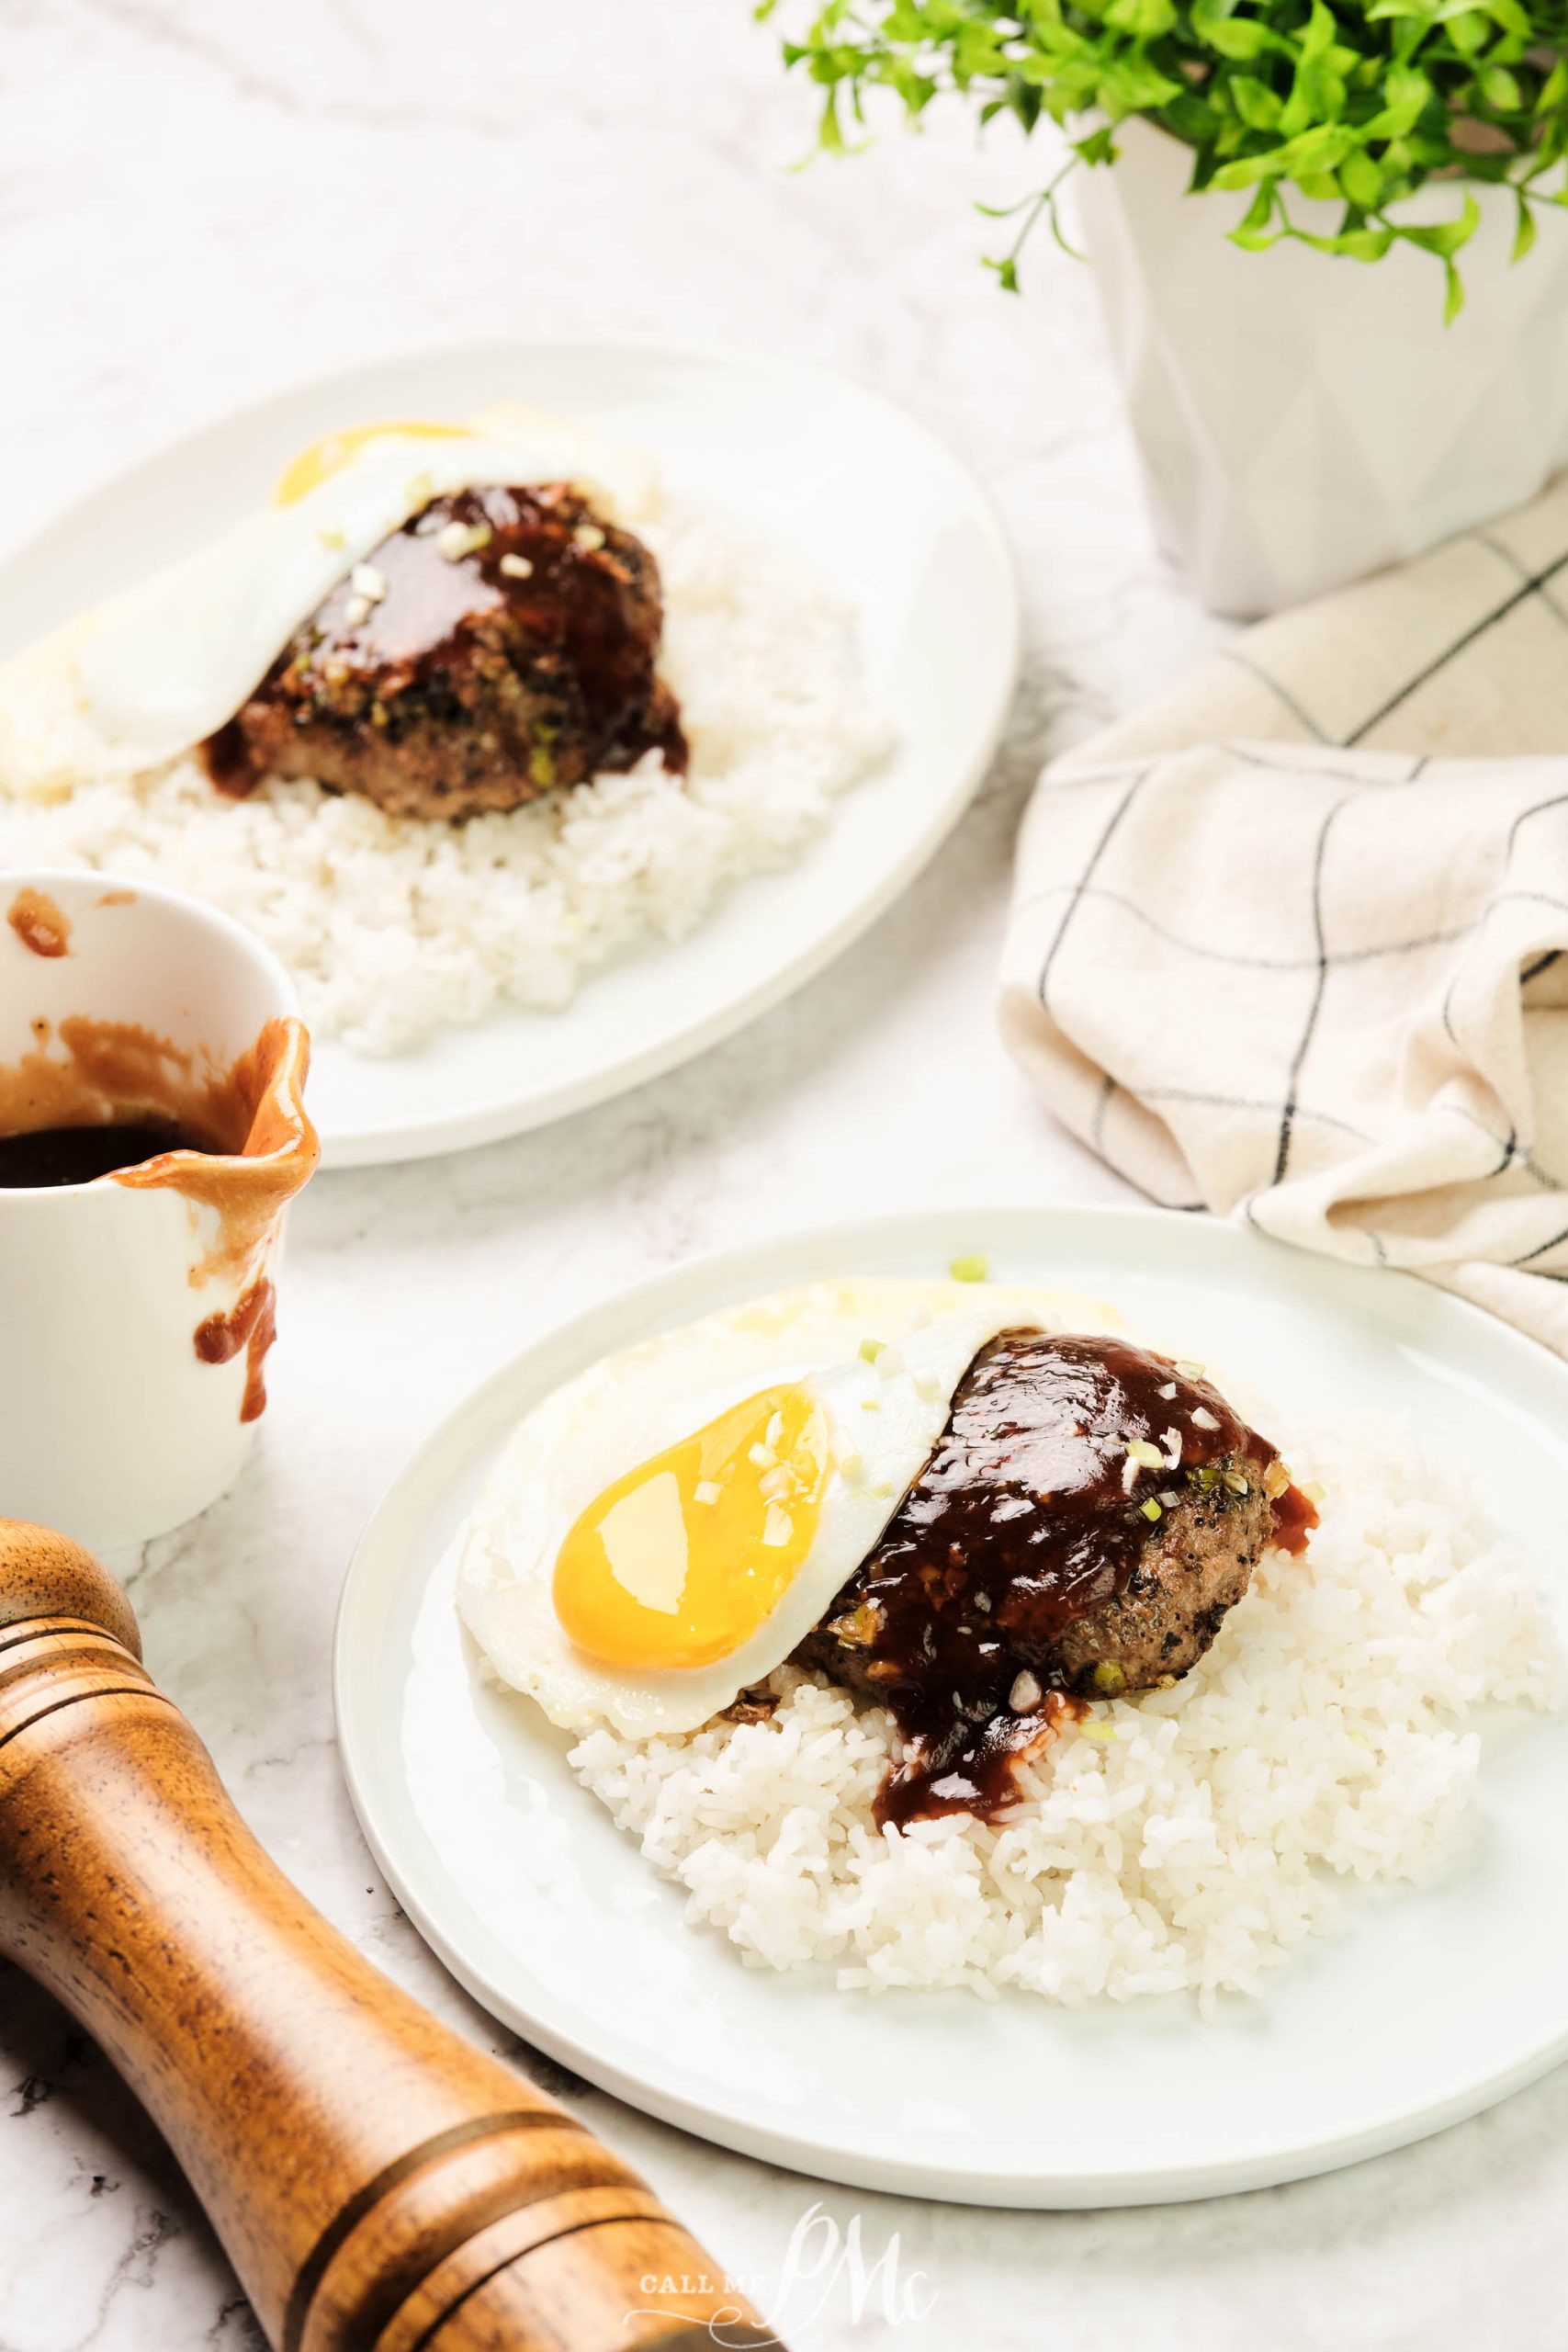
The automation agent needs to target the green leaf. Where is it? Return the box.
[1480,0,1534,39]
[1280,216,1397,258]
[1339,148,1385,206]
[1400,188,1483,256]
[1538,56,1568,115]
[1099,54,1185,108]
[1211,119,1357,187]
[1230,220,1282,250]
[1105,0,1179,35]
[1442,254,1465,321]
[1513,189,1539,259]
[1007,73,1045,130]
[1191,0,1276,59]
[1334,223,1397,258]
[1164,89,1225,141]
[1073,125,1119,164]
[1229,73,1284,128]
[1297,0,1338,64]
[1209,148,1280,189]
[1444,8,1490,51]
[1384,59,1434,118]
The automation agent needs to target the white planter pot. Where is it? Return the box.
[1076,119,1568,616]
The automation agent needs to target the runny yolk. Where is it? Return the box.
[553,1385,829,1670]
[272,420,476,507]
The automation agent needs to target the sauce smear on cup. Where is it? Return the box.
[0,1009,318,1420]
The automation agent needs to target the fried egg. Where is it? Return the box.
[0,402,659,797]
[457,1275,1122,1738]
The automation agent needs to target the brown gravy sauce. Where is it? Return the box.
[0,1117,207,1188]
[1270,1477,1317,1556]
[111,1016,319,1291]
[195,1277,277,1424]
[0,1013,319,1419]
[6,888,72,958]
[826,1332,1315,1828]
[202,718,261,797]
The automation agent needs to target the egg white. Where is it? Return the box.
[0,402,659,799]
[457,1275,1123,1738]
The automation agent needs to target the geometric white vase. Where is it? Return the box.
[1076,119,1568,616]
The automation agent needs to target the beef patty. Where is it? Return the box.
[203,481,686,820]
[795,1329,1314,1825]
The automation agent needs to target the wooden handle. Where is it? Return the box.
[0,1521,778,2352]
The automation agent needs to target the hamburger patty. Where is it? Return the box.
[203,482,686,820]
[795,1329,1314,1824]
[1044,1472,1270,1690]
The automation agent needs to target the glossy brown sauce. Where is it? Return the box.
[204,481,687,798]
[828,1332,1309,1827]
[112,1017,320,1286]
[195,1277,277,1424]
[202,717,260,797]
[0,1117,211,1188]
[6,888,72,958]
[0,1013,319,1419]
[1269,1476,1319,1555]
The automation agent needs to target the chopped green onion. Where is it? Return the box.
[948,1252,988,1283]
[829,1600,882,1648]
[1092,1660,1126,1694]
[1126,1438,1164,1468]
[1140,1497,1163,1521]
[1174,1358,1204,1378]
[1303,1479,1326,1505]
[858,1338,885,1363]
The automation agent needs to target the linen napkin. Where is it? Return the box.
[1000,477,1568,1356]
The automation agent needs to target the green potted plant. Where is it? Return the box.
[763,0,1568,614]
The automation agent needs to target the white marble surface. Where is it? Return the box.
[1,5,1565,2347]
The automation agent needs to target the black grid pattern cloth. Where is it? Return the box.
[1000,479,1568,1356]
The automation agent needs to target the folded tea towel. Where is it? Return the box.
[1001,476,1568,1355]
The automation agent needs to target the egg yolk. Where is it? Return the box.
[553,1385,829,1670]
[272,420,476,507]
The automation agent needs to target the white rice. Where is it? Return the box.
[569,1423,1562,2008]
[0,501,891,1055]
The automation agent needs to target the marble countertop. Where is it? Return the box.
[2,5,1565,2347]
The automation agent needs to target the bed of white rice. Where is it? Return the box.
[569,1423,1562,2009]
[0,502,891,1056]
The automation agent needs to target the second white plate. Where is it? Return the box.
[0,338,1018,1165]
[334,1206,1568,2208]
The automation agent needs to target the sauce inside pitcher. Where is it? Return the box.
[0,1117,219,1188]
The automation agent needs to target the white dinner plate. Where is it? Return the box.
[333,1205,1568,2207]
[0,338,1017,1167]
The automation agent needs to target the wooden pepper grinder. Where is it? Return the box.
[0,1521,778,2352]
